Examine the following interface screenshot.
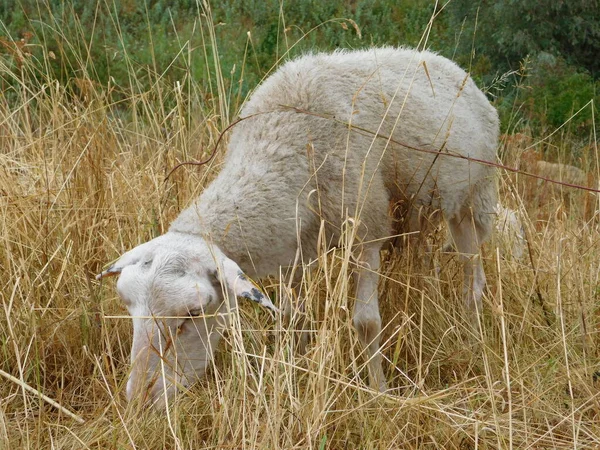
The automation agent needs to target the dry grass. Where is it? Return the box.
[3,9,600,450]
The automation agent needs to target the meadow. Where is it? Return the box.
[2,1,600,448]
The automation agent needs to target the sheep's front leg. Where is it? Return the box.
[353,244,387,391]
[281,285,309,354]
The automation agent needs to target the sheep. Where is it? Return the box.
[97,47,499,407]
[533,161,595,220]
[534,160,587,187]
[493,203,526,261]
[518,148,592,219]
[517,148,588,190]
[441,202,525,265]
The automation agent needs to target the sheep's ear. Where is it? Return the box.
[96,241,153,280]
[221,258,279,316]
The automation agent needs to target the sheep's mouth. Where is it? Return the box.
[95,268,121,280]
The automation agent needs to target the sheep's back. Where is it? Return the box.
[176,48,499,275]
[236,47,498,215]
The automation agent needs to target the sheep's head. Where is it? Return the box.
[96,232,278,408]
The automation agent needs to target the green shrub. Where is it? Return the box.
[1,0,597,138]
[497,53,598,135]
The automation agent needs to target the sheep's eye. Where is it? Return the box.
[187,309,202,318]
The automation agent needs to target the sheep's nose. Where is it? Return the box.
[125,349,156,404]
[126,370,182,408]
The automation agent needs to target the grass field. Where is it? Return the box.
[2,4,600,449]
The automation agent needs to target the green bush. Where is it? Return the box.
[497,53,598,135]
[0,0,597,138]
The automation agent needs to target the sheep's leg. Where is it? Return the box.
[403,208,441,276]
[353,244,387,391]
[281,285,310,354]
[447,215,486,314]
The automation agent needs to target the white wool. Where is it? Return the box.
[535,160,587,186]
[494,203,526,261]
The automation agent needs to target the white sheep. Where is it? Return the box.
[97,47,499,407]
[493,203,526,261]
[534,160,587,187]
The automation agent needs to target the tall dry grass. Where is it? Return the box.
[2,4,600,450]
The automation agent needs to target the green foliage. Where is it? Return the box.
[447,0,600,79]
[447,0,599,136]
[494,53,599,136]
[0,0,446,88]
[525,53,598,132]
[0,0,597,137]
[1,1,200,87]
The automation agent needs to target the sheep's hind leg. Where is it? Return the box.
[447,214,486,316]
[353,244,387,391]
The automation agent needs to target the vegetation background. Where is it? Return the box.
[1,0,600,448]
[2,0,599,134]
